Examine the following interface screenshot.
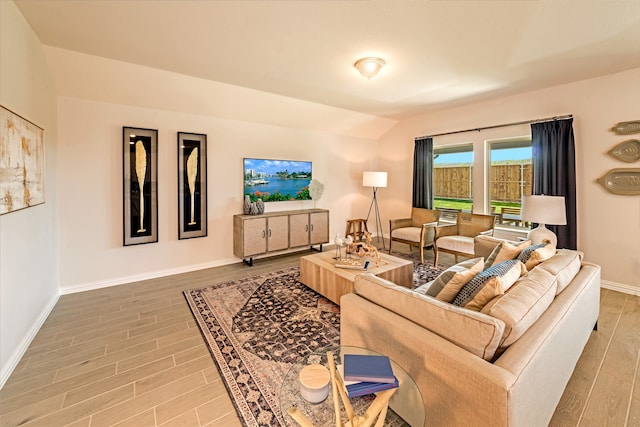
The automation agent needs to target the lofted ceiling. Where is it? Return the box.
[14,0,640,120]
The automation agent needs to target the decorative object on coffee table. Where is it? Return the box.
[346,231,380,266]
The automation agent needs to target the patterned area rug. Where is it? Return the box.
[184,260,448,426]
[184,267,340,426]
[389,251,449,288]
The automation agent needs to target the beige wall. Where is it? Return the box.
[54,78,380,292]
[378,67,640,290]
[0,1,59,385]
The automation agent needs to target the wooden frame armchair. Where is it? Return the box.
[389,208,441,264]
[433,212,496,266]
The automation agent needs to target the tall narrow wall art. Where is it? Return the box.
[123,127,158,245]
[178,132,207,239]
[0,106,45,215]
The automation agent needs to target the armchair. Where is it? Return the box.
[389,208,441,264]
[433,212,496,266]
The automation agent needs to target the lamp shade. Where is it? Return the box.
[362,171,388,188]
[521,195,567,225]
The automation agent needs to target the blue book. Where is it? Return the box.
[343,354,395,383]
[345,376,399,398]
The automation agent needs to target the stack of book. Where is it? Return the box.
[338,354,399,398]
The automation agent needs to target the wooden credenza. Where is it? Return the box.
[233,209,329,265]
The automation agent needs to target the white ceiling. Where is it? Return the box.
[14,0,640,120]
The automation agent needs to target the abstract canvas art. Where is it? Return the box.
[0,106,45,215]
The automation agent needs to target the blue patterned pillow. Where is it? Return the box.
[517,242,547,263]
[517,241,556,269]
[452,259,525,310]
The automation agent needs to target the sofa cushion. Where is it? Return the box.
[452,260,527,311]
[536,249,583,295]
[484,240,531,269]
[436,235,475,255]
[423,257,483,298]
[354,274,506,361]
[481,267,558,347]
[391,226,419,242]
[517,241,556,270]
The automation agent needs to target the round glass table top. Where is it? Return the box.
[279,345,425,427]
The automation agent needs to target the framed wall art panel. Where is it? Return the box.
[123,127,158,245]
[178,132,207,239]
[0,105,45,215]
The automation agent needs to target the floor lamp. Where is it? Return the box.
[363,171,388,250]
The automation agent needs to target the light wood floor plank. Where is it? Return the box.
[0,245,638,426]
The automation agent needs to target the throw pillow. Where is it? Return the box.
[425,257,484,298]
[517,240,556,270]
[435,258,485,303]
[484,240,531,269]
[452,259,527,311]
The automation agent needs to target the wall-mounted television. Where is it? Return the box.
[243,158,312,202]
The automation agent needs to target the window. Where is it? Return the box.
[488,139,532,230]
[433,144,473,220]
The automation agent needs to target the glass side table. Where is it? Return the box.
[279,345,425,427]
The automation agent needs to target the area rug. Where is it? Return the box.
[184,261,448,426]
[390,251,449,288]
[184,267,340,426]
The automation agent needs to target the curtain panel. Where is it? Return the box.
[531,119,577,249]
[413,137,434,209]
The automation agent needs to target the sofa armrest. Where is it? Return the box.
[341,293,516,427]
[389,218,412,230]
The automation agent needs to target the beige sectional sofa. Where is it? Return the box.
[340,245,600,427]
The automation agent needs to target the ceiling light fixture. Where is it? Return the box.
[354,57,385,79]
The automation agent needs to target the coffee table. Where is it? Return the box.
[279,345,425,427]
[299,250,413,305]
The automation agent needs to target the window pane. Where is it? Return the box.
[489,140,532,229]
[433,145,473,218]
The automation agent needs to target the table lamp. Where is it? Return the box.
[521,195,567,246]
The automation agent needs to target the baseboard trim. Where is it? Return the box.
[601,280,639,296]
[0,292,59,389]
[60,257,240,295]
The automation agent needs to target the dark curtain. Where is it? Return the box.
[413,137,434,209]
[531,119,577,249]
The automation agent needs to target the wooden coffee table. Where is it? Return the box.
[299,250,413,305]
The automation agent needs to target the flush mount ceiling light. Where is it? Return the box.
[354,57,385,79]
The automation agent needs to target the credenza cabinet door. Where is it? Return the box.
[309,211,329,245]
[242,217,267,257]
[289,213,310,248]
[267,215,289,252]
[233,209,329,263]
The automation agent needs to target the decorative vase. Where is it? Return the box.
[249,202,258,215]
[256,199,264,214]
[243,195,251,214]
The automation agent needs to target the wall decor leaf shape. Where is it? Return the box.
[608,139,640,163]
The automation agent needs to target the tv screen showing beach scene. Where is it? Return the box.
[243,158,312,202]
